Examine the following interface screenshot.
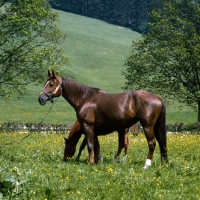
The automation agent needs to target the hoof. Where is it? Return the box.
[75,157,80,162]
[99,156,104,163]
[122,157,126,163]
[63,157,71,162]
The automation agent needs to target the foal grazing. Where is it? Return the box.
[63,119,130,162]
[38,70,168,168]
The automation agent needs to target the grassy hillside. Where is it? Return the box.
[0,10,197,125]
[57,11,140,92]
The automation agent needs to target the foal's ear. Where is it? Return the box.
[48,70,51,77]
[52,70,56,78]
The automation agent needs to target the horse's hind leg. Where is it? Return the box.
[142,125,156,169]
[154,124,168,164]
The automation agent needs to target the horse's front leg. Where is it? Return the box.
[83,123,95,164]
[94,136,103,163]
[143,126,156,169]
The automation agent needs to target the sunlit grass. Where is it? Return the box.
[0,132,199,199]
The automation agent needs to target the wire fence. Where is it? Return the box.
[0,122,72,134]
[0,122,200,134]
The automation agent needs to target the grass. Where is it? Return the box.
[0,132,200,199]
[0,9,198,124]
[55,11,140,92]
[57,11,140,92]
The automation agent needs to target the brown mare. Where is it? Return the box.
[64,119,130,162]
[38,71,168,168]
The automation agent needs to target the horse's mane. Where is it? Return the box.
[91,87,106,94]
[61,78,105,106]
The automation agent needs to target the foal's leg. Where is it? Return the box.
[75,135,102,162]
[122,129,130,162]
[114,129,129,161]
[143,125,156,169]
[75,136,87,161]
[114,132,124,161]
[123,131,130,158]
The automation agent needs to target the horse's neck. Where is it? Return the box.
[61,78,89,110]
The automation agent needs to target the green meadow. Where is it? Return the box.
[0,7,200,200]
[0,10,197,125]
[0,133,200,199]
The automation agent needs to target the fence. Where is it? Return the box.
[0,122,72,133]
[0,122,200,134]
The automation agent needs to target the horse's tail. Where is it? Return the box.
[154,99,168,163]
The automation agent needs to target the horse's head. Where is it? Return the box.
[63,137,76,161]
[38,70,62,105]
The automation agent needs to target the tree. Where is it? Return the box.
[0,0,68,98]
[122,0,200,122]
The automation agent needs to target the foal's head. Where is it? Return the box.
[38,70,62,105]
[63,137,76,161]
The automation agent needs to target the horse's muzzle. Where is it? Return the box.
[38,96,47,105]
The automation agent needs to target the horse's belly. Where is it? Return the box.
[95,113,135,127]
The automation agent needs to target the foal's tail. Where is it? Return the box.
[154,100,168,163]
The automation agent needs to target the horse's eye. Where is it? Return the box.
[49,83,54,87]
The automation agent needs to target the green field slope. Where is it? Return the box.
[0,10,197,125]
[57,11,140,93]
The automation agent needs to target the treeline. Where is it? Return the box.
[49,0,152,33]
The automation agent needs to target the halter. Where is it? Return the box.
[42,78,62,103]
[42,89,55,103]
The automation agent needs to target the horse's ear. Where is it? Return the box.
[48,70,51,77]
[52,70,56,78]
